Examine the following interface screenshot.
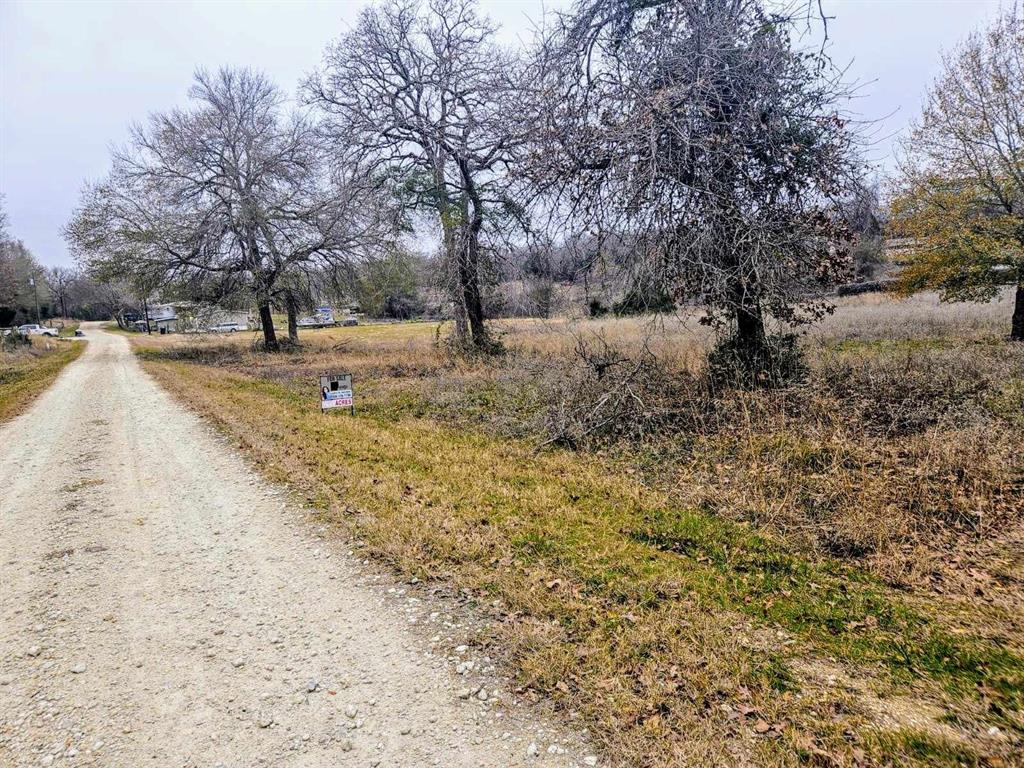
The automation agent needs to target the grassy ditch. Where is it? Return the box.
[0,339,85,423]
[138,324,1024,768]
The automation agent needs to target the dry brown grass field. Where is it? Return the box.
[132,290,1024,768]
[0,336,85,423]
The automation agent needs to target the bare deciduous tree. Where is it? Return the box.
[0,238,50,324]
[69,277,137,325]
[306,0,526,352]
[47,266,74,320]
[66,67,390,350]
[0,255,17,312]
[0,195,8,242]
[529,0,860,383]
[0,198,16,310]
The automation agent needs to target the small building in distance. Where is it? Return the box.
[147,304,179,333]
[140,303,253,334]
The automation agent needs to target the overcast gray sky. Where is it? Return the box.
[0,0,1006,267]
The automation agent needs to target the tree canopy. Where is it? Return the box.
[306,0,527,351]
[527,0,861,381]
[56,0,879,378]
[67,67,390,349]
[891,7,1024,340]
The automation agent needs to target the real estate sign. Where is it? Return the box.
[320,373,354,412]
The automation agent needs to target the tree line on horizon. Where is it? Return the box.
[53,0,1023,380]
[0,200,127,327]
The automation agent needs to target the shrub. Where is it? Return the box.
[538,334,694,448]
[705,332,808,390]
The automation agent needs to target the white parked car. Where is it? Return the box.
[207,322,246,333]
[18,324,59,337]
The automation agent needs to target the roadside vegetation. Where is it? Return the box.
[56,320,80,337]
[0,337,84,423]
[134,291,1024,768]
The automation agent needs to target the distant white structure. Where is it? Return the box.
[142,303,252,334]
[146,304,179,333]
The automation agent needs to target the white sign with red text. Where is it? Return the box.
[320,373,354,411]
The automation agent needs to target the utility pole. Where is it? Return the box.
[30,275,40,324]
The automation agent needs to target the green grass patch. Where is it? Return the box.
[628,509,1024,716]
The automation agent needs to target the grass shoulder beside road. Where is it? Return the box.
[0,339,85,423]
[136,309,1024,768]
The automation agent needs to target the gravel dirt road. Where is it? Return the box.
[0,325,590,767]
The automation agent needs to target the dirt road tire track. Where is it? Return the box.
[0,324,587,767]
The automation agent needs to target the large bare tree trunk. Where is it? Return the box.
[1012,278,1024,341]
[726,236,768,366]
[458,231,488,349]
[456,161,490,352]
[435,164,471,349]
[286,293,299,345]
[734,301,765,352]
[450,288,469,343]
[258,303,279,351]
[443,225,469,345]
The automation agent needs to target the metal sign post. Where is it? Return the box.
[320,373,354,415]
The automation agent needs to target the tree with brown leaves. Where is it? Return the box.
[891,7,1024,340]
